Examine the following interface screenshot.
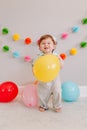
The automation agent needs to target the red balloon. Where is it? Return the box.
[0,81,18,102]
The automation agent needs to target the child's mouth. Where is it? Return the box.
[44,47,49,50]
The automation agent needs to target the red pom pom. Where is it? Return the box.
[24,37,32,44]
[60,53,67,60]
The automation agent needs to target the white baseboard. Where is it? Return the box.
[18,85,87,98]
[80,86,87,97]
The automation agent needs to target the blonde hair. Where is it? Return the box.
[37,34,57,46]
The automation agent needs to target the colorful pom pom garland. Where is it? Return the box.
[0,17,87,63]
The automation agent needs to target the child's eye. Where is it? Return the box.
[47,42,50,44]
[42,42,45,45]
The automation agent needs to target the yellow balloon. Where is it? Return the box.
[33,54,60,82]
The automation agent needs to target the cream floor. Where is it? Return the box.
[0,97,87,130]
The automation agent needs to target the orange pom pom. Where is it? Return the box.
[24,37,32,45]
[60,53,67,60]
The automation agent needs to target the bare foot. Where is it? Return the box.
[39,107,45,112]
[55,108,62,112]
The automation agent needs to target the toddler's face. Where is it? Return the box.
[39,38,56,54]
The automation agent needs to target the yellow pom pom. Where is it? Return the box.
[69,48,78,55]
[13,34,20,41]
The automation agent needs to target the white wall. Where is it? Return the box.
[0,0,87,86]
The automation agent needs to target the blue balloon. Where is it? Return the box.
[61,81,80,102]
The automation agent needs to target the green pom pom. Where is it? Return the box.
[80,42,87,48]
[3,45,10,52]
[2,28,9,34]
[82,18,87,24]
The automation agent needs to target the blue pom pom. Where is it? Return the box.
[72,26,79,33]
[13,51,20,58]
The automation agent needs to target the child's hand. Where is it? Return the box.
[58,56,64,69]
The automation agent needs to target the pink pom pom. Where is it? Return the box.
[61,33,68,39]
[24,56,32,62]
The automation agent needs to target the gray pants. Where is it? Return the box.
[37,76,62,110]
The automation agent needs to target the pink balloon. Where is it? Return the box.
[21,84,38,108]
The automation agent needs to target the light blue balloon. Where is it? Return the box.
[62,81,80,102]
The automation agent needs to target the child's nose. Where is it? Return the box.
[45,43,48,46]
